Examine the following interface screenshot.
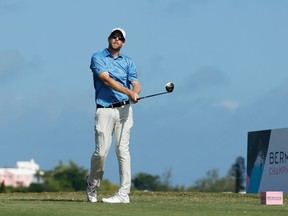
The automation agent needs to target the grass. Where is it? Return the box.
[0,191,287,216]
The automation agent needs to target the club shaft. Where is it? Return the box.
[138,92,169,100]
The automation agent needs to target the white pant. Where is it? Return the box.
[89,104,133,194]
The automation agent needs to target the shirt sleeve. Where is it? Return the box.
[127,58,138,82]
[90,52,107,75]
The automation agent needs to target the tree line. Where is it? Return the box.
[0,157,245,193]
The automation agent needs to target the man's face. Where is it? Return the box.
[108,31,125,50]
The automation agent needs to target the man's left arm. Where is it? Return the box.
[131,81,141,94]
[127,58,141,101]
[131,81,141,103]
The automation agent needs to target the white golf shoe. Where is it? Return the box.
[102,192,130,204]
[86,176,97,203]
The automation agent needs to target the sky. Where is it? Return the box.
[1,0,288,187]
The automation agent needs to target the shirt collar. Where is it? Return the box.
[103,48,123,59]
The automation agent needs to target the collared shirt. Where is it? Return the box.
[90,48,138,107]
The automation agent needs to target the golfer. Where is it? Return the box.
[86,27,141,204]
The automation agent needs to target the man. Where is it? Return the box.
[86,27,141,204]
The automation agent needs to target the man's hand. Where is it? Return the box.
[128,90,139,103]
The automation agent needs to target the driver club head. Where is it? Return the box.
[165,82,174,93]
[137,82,174,100]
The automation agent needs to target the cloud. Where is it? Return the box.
[0,50,25,77]
[0,0,27,14]
[231,79,288,132]
[214,99,240,112]
[185,66,230,91]
[0,50,42,85]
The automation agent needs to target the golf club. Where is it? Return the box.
[138,82,174,100]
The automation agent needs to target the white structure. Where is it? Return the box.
[0,159,43,187]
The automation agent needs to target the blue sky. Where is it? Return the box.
[1,0,288,187]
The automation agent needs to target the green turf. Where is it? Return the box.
[0,192,287,216]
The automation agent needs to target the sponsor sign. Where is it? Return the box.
[247,128,288,194]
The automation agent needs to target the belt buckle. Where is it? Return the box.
[121,100,128,107]
[111,102,120,108]
[111,100,128,108]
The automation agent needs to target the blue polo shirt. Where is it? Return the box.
[90,48,138,107]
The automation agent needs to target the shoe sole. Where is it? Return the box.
[87,198,97,203]
[102,199,129,204]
